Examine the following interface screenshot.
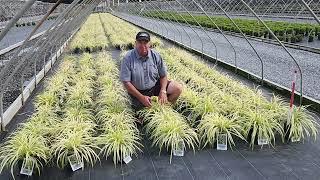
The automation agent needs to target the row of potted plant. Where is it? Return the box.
[143,11,320,43]
[157,47,319,149]
[70,14,109,53]
[99,13,163,50]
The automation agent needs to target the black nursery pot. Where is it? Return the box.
[283,122,291,142]
[308,35,314,42]
[85,47,91,53]
[16,160,27,178]
[73,47,81,54]
[181,110,201,127]
[247,127,259,145]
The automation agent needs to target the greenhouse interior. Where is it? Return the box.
[0,0,320,179]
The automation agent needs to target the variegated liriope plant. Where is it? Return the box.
[70,14,109,53]
[157,46,318,149]
[94,52,142,166]
[0,56,76,179]
[138,96,198,164]
[50,53,100,169]
[99,13,162,50]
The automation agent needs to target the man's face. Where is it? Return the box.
[135,40,150,57]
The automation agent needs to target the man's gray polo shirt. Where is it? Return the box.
[120,48,167,90]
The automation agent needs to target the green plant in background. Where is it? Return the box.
[143,11,320,44]
[35,59,76,110]
[44,74,70,105]
[308,32,315,42]
[54,119,96,137]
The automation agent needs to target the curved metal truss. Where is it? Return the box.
[0,0,103,131]
[104,0,320,20]
[107,0,320,109]
[0,0,320,131]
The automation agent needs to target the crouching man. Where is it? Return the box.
[120,31,183,111]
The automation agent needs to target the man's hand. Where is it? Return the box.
[158,91,168,104]
[139,95,152,107]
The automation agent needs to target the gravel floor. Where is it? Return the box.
[0,20,59,111]
[1,49,54,111]
[115,13,320,101]
[0,20,54,50]
[0,38,40,67]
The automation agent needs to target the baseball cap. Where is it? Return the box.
[136,31,150,42]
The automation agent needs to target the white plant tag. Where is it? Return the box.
[123,156,132,164]
[187,113,193,121]
[258,135,268,145]
[68,155,83,171]
[217,133,227,151]
[20,158,34,176]
[291,135,300,143]
[173,140,184,157]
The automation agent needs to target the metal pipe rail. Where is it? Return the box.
[0,0,102,131]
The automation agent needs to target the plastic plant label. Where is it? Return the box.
[258,135,268,145]
[123,156,132,164]
[68,155,83,171]
[173,139,185,157]
[187,113,194,121]
[217,133,227,151]
[20,158,34,176]
[291,135,301,143]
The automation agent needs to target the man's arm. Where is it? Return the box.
[157,52,168,104]
[158,75,168,104]
[123,81,151,107]
[159,75,168,92]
